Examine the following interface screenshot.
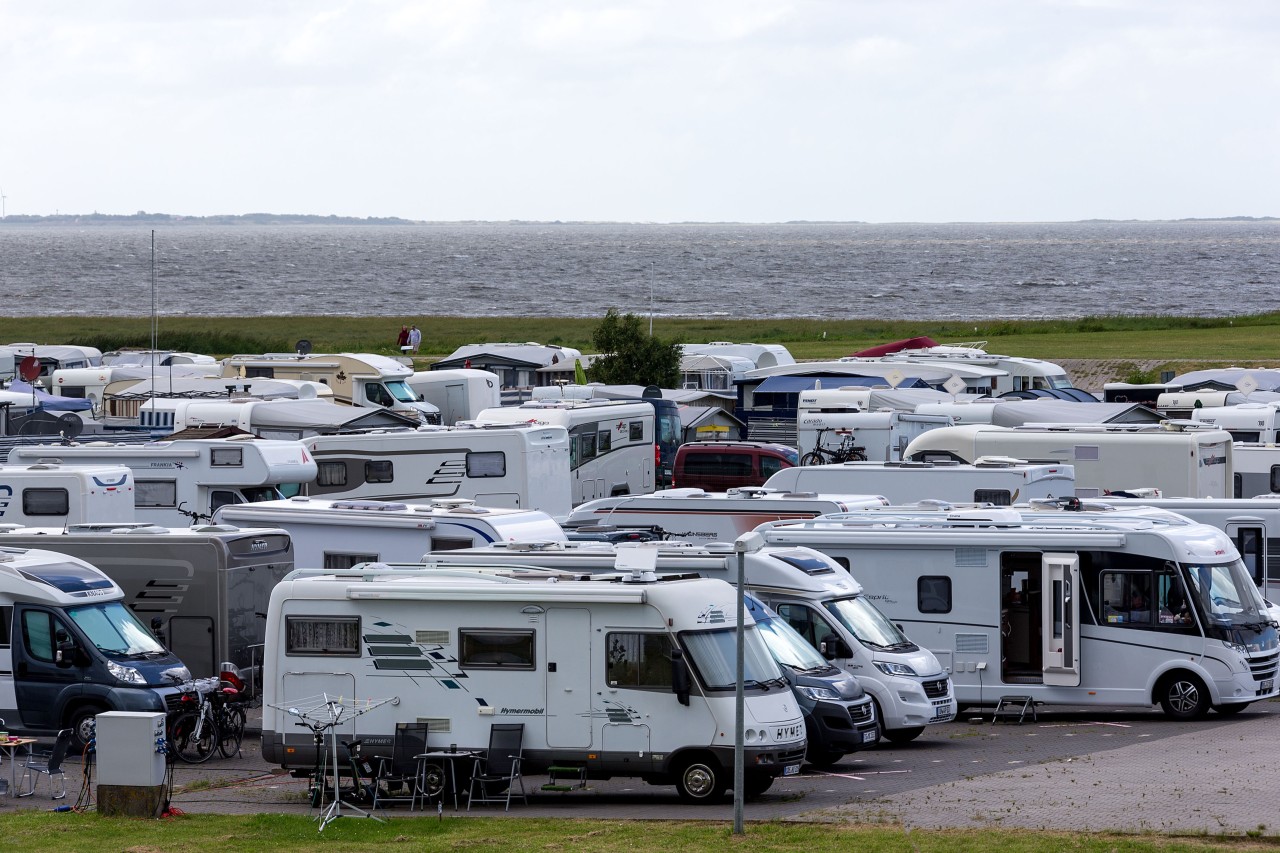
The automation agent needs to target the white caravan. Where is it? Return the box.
[474,398,656,504]
[7,437,317,526]
[903,422,1233,499]
[428,541,955,743]
[142,396,414,439]
[406,369,502,425]
[758,506,1280,717]
[563,488,889,544]
[214,495,567,569]
[796,403,953,462]
[845,342,1075,395]
[297,423,572,519]
[1233,444,1280,499]
[1192,403,1280,444]
[0,523,293,680]
[262,566,807,802]
[763,459,1076,506]
[0,462,135,526]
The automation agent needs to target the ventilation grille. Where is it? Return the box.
[417,717,451,733]
[954,547,987,567]
[415,629,450,645]
[955,633,989,654]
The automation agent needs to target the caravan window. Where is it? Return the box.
[210,447,244,467]
[580,432,597,460]
[364,460,393,483]
[136,479,178,507]
[918,576,952,613]
[322,552,378,570]
[244,366,275,378]
[597,428,612,454]
[466,451,506,478]
[972,489,1012,506]
[1271,466,1280,495]
[606,632,674,688]
[459,630,535,670]
[317,461,348,487]
[0,605,10,648]
[286,616,361,656]
[629,421,644,442]
[23,488,69,516]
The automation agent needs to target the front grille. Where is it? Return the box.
[849,700,874,724]
[1249,651,1279,682]
[923,678,950,699]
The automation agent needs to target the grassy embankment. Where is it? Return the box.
[5,313,1280,384]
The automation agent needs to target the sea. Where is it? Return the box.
[1,220,1277,320]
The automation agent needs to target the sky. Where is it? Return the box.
[1,1,1278,223]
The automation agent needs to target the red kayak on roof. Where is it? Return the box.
[850,336,939,357]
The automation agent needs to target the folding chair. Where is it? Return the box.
[371,722,430,812]
[467,723,527,811]
[19,728,74,800]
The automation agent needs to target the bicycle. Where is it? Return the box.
[800,428,868,466]
[168,677,223,763]
[211,679,248,759]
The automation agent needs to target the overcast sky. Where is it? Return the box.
[2,1,1277,223]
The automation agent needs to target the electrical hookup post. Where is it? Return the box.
[96,712,168,818]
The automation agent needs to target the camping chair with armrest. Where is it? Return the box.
[467,723,527,811]
[371,722,430,812]
[18,728,74,800]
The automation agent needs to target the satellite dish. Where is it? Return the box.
[58,412,84,440]
[295,339,313,356]
[18,356,40,382]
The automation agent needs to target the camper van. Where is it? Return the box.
[428,541,954,743]
[7,437,318,526]
[213,496,567,570]
[405,369,503,425]
[473,398,656,504]
[298,423,573,519]
[762,459,1076,506]
[0,546,189,744]
[903,422,1233,499]
[0,462,135,526]
[262,566,807,802]
[0,523,293,680]
[563,488,889,544]
[758,506,1280,717]
[796,389,953,462]
[1191,403,1280,444]
[221,353,439,423]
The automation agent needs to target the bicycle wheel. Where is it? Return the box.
[800,452,825,466]
[171,711,220,763]
[217,705,246,758]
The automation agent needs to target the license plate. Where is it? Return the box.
[931,704,955,722]
[1263,679,1274,693]
[783,763,801,776]
[861,730,877,744]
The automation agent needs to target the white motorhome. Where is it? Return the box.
[221,353,439,423]
[0,546,189,743]
[262,566,807,802]
[0,462,135,526]
[7,437,317,526]
[297,423,573,519]
[429,541,955,743]
[853,343,1075,395]
[0,523,293,680]
[1192,403,1280,444]
[142,396,414,439]
[1233,443,1280,499]
[405,369,502,425]
[903,422,1234,499]
[214,496,567,570]
[758,506,1280,718]
[5,343,103,378]
[563,487,889,544]
[796,392,953,462]
[50,364,223,416]
[473,398,656,504]
[763,459,1076,506]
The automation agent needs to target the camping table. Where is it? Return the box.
[416,750,480,811]
[0,738,36,797]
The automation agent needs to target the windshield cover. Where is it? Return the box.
[1183,560,1279,650]
[385,380,418,403]
[681,626,784,690]
[826,595,915,650]
[754,616,828,670]
[68,601,166,656]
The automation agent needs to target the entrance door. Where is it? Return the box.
[1227,522,1266,594]
[14,608,81,729]
[1041,553,1080,687]
[546,608,593,748]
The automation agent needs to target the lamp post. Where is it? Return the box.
[732,530,765,835]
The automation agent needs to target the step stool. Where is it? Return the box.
[541,765,587,792]
[991,695,1037,725]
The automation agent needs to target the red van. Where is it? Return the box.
[671,441,799,492]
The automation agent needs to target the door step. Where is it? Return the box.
[541,765,587,792]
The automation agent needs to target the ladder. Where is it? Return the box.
[991,695,1037,725]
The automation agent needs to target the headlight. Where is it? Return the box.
[107,660,146,685]
[873,661,919,677]
[795,685,841,701]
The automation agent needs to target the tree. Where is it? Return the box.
[588,309,681,387]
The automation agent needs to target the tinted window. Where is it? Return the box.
[460,630,535,670]
[286,616,360,656]
[606,632,674,688]
[365,460,393,483]
[23,488,69,516]
[918,576,952,613]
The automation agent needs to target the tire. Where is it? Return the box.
[67,703,108,752]
[218,706,246,758]
[674,756,728,803]
[800,452,825,467]
[742,774,774,799]
[1158,673,1211,720]
[420,762,447,799]
[1213,702,1251,716]
[883,726,925,745]
[172,711,220,763]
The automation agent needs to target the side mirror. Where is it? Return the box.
[819,637,853,660]
[55,634,78,668]
[150,617,167,648]
[670,648,691,706]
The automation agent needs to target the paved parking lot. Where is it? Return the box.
[9,701,1279,835]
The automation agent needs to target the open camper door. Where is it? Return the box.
[1041,553,1080,687]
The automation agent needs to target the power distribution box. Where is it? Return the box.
[96,711,167,786]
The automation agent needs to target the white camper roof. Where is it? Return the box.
[0,546,123,605]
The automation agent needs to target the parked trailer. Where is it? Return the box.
[405,369,502,425]
[758,506,1280,717]
[763,459,1075,506]
[903,422,1233,499]
[0,523,292,680]
[427,540,955,743]
[214,495,566,569]
[7,436,317,526]
[563,487,889,544]
[1229,443,1280,499]
[1192,403,1280,444]
[0,546,188,744]
[262,567,807,802]
[0,462,135,526]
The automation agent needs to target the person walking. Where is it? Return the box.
[408,325,422,354]
[396,325,410,351]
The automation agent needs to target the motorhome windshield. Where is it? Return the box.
[681,626,785,691]
[1183,561,1279,649]
[67,601,166,656]
[825,595,917,652]
[385,381,418,404]
[753,615,830,672]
